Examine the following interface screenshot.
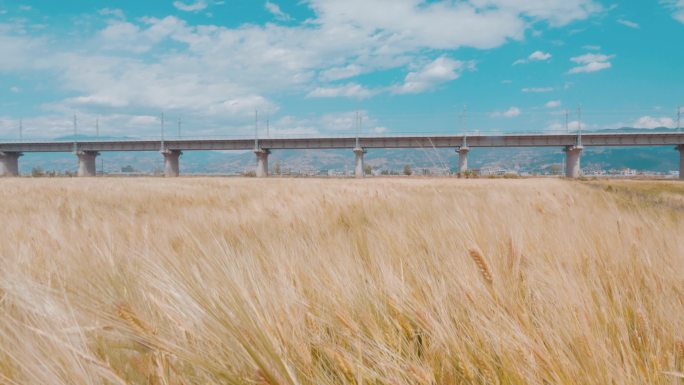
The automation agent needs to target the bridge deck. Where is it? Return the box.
[1,132,683,153]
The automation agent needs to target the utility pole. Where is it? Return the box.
[73,114,78,153]
[462,105,468,133]
[266,115,270,137]
[19,118,23,141]
[178,116,182,138]
[161,112,165,151]
[576,105,581,133]
[565,109,569,133]
[577,105,583,147]
[96,118,99,138]
[678,105,681,131]
[355,111,359,148]
[254,110,259,149]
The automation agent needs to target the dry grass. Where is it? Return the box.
[0,177,683,385]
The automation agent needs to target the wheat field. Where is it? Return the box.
[1,178,683,385]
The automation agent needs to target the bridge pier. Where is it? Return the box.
[76,151,99,177]
[0,152,22,177]
[678,145,684,180]
[161,150,182,177]
[564,145,583,178]
[255,148,270,177]
[457,146,470,176]
[353,147,365,178]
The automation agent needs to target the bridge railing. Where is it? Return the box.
[0,128,679,144]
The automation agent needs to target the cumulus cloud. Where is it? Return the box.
[513,50,552,65]
[391,57,469,94]
[265,1,292,21]
[98,8,125,19]
[307,83,374,99]
[661,0,684,23]
[617,19,639,28]
[172,1,208,12]
[492,107,521,118]
[0,0,606,138]
[319,65,363,81]
[270,111,385,135]
[568,53,614,74]
[545,100,561,108]
[632,116,675,129]
[522,87,553,93]
[547,120,582,131]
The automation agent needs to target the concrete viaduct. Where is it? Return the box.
[1,132,683,179]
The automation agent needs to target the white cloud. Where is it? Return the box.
[391,57,469,94]
[617,19,640,28]
[270,111,385,135]
[265,1,292,21]
[529,50,552,61]
[583,44,601,50]
[513,50,552,65]
[661,0,684,23]
[98,8,125,19]
[468,0,602,27]
[173,1,208,12]
[0,0,606,138]
[547,120,582,131]
[568,53,614,74]
[522,87,553,93]
[633,116,675,129]
[307,83,374,99]
[545,100,561,108]
[492,107,521,118]
[319,65,363,81]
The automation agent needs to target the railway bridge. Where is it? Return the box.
[1,132,683,179]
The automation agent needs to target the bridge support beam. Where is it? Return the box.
[76,151,99,177]
[677,145,684,180]
[457,146,470,176]
[0,152,22,177]
[564,146,583,178]
[255,148,270,177]
[353,147,365,178]
[161,150,182,177]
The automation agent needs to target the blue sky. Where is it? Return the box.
[0,0,683,140]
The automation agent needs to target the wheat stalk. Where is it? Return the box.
[469,247,493,284]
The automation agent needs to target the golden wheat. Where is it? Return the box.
[0,177,683,385]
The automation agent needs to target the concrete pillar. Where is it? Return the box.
[76,151,99,177]
[457,146,470,176]
[161,150,182,177]
[564,145,583,178]
[0,152,22,177]
[254,148,270,177]
[353,147,365,178]
[677,145,684,180]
